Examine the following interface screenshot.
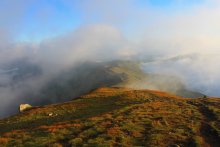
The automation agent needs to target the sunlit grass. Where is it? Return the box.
[0,87,219,146]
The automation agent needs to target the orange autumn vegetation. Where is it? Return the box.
[0,87,219,147]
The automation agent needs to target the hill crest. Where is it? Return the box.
[0,87,219,146]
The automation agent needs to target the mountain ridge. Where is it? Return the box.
[1,60,204,118]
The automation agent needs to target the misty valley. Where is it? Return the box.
[0,57,207,118]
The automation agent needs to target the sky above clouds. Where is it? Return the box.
[0,0,213,42]
[0,0,219,54]
[1,0,220,68]
[1,0,220,78]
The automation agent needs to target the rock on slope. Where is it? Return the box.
[0,87,219,147]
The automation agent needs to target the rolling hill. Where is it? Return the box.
[0,87,219,146]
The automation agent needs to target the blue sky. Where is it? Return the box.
[146,0,204,7]
[3,0,208,42]
[17,0,81,42]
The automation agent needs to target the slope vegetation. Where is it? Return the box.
[0,87,219,147]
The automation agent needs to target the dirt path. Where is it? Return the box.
[196,100,220,147]
[200,122,220,147]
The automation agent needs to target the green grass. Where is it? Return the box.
[0,87,219,147]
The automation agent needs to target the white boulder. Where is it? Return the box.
[19,104,32,112]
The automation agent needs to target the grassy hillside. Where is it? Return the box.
[0,87,219,147]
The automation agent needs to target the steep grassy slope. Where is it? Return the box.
[0,87,219,147]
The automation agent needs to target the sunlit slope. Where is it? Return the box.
[0,87,219,147]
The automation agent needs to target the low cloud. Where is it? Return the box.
[0,24,136,118]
